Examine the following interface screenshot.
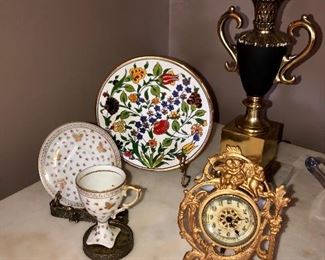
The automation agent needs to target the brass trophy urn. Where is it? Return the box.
[218,0,316,169]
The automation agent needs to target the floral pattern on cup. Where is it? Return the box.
[79,187,123,222]
[76,165,142,248]
[96,57,214,171]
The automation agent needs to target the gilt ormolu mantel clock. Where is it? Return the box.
[178,145,290,259]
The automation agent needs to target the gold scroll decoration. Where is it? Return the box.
[178,145,290,260]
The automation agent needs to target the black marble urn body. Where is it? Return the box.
[217,0,316,168]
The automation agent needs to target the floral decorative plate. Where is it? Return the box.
[96,56,214,171]
[38,122,121,208]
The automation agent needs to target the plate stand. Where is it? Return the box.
[178,154,191,188]
[49,191,128,224]
[83,221,134,260]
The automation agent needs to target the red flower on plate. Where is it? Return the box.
[124,151,133,158]
[153,120,169,135]
[161,72,179,85]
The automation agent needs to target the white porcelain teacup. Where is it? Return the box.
[76,165,142,248]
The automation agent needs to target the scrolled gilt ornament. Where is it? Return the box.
[197,145,266,198]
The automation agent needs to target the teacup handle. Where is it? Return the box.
[112,185,142,218]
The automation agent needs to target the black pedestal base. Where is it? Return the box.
[49,192,128,224]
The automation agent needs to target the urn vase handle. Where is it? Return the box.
[217,6,243,72]
[276,15,317,85]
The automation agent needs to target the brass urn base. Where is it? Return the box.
[220,116,283,169]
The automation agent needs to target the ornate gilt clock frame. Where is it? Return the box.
[178,145,290,260]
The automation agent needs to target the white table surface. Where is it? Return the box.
[1,124,324,260]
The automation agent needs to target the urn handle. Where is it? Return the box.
[217,6,243,72]
[276,15,316,85]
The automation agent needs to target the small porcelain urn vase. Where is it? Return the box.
[76,165,142,248]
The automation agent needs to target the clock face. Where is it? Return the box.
[201,192,259,248]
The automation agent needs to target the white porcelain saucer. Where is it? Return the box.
[38,122,121,208]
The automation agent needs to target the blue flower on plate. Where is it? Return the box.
[149,117,157,124]
[174,99,180,106]
[136,98,146,106]
[140,116,147,122]
[172,90,179,97]
[176,84,183,91]
[156,112,162,119]
[161,101,168,107]
[193,133,200,142]
[185,86,191,93]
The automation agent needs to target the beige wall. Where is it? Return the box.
[170,0,325,152]
[1,0,324,200]
[0,0,169,199]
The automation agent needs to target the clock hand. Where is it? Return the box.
[229,222,240,236]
